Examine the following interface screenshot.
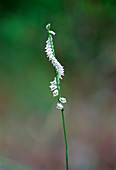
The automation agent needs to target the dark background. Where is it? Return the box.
[0,0,116,169]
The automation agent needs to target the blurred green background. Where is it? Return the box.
[0,0,116,169]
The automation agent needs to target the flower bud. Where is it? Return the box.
[53,89,58,97]
[56,103,63,110]
[59,97,67,103]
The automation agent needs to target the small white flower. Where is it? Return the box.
[49,84,57,91]
[45,42,50,48]
[45,43,51,49]
[51,57,58,66]
[46,38,50,44]
[50,78,57,85]
[53,89,58,97]
[56,103,63,110]
[45,48,52,52]
[59,97,67,103]
[55,62,64,78]
[47,51,53,56]
[49,30,55,35]
[48,54,53,61]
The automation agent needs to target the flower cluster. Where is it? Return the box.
[45,35,64,79]
[45,23,66,110]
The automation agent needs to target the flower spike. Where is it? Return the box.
[45,23,66,109]
[45,23,69,170]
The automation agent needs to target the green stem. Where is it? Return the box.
[61,108,69,170]
[55,64,69,170]
[47,28,69,170]
[55,68,69,170]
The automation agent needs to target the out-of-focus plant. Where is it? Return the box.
[45,23,69,170]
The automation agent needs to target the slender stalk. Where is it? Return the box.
[61,108,69,170]
[54,51,69,170]
[45,24,69,169]
[55,68,69,169]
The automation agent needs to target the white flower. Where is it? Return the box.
[49,30,55,35]
[45,48,52,53]
[48,54,54,61]
[59,97,67,103]
[56,103,63,110]
[50,78,57,85]
[49,84,57,91]
[45,44,51,49]
[51,57,58,66]
[46,38,50,44]
[53,89,58,97]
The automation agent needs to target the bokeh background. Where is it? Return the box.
[0,0,116,169]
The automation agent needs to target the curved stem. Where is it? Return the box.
[61,108,69,170]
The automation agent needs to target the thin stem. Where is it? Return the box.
[61,108,69,170]
[55,68,69,169]
[54,54,69,170]
[46,25,69,169]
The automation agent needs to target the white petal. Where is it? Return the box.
[48,54,53,61]
[56,103,63,110]
[50,78,57,85]
[51,57,58,66]
[49,84,57,91]
[46,39,50,43]
[45,44,51,49]
[59,97,67,103]
[53,89,58,97]
[49,30,56,35]
[45,48,52,53]
[55,62,64,78]
[47,51,53,55]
